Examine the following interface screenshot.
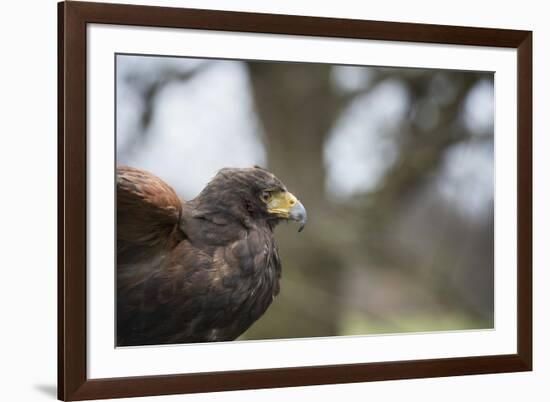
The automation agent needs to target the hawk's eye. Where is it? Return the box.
[260,191,271,203]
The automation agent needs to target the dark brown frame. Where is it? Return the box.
[58,1,532,400]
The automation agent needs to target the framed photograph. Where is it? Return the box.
[58,1,532,400]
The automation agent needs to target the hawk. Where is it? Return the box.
[116,166,307,346]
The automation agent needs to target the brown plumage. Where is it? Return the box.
[116,165,307,346]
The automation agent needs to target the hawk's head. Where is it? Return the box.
[198,166,307,232]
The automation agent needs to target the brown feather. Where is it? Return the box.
[117,166,183,265]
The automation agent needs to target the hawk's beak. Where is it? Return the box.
[267,191,307,232]
[289,200,307,232]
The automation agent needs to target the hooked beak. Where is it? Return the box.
[289,200,307,232]
[267,191,308,232]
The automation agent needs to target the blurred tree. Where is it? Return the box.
[245,63,347,338]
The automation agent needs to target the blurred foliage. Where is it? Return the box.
[117,55,494,340]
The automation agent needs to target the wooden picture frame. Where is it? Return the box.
[58,1,532,400]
